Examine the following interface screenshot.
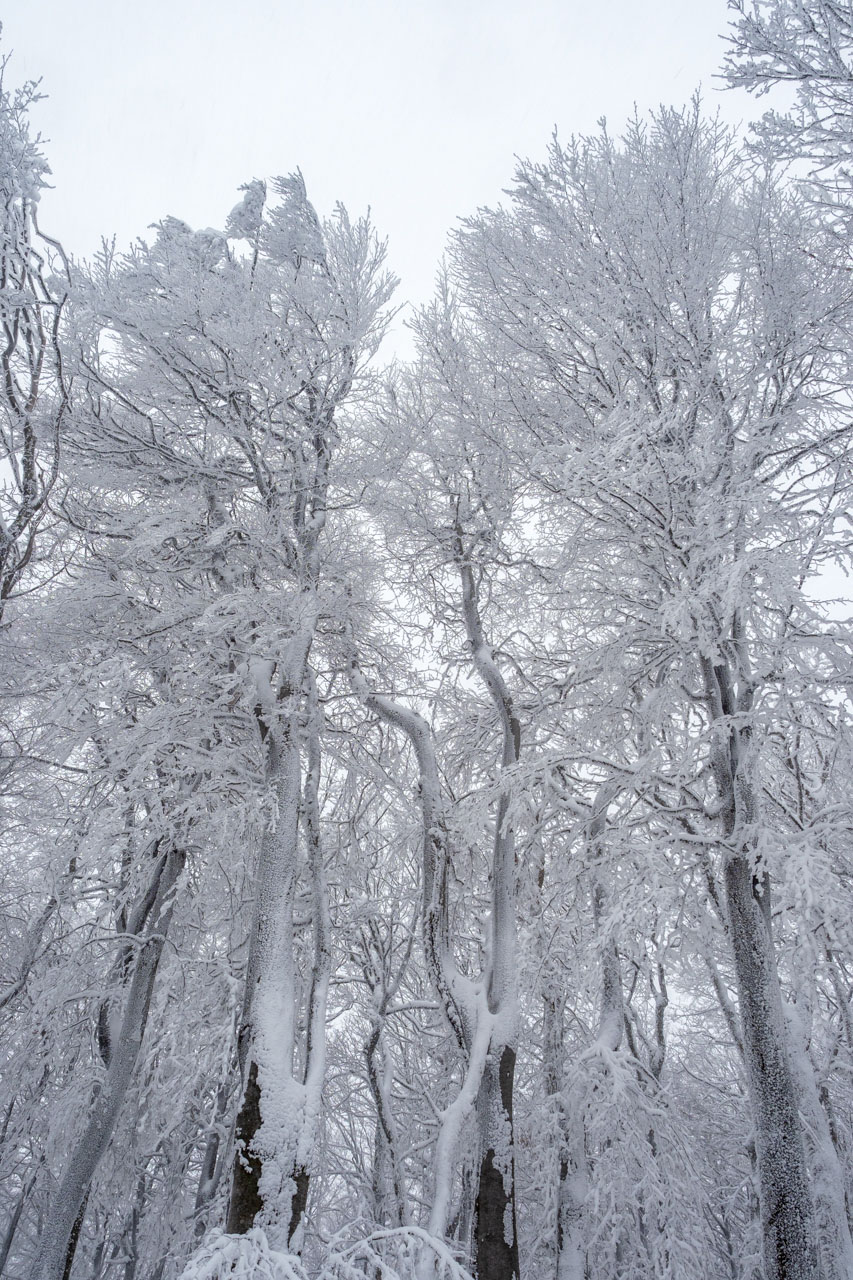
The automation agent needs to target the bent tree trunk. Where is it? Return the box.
[29,845,185,1280]
[350,527,522,1280]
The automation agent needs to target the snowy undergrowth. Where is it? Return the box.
[178,1230,309,1280]
[178,1228,474,1280]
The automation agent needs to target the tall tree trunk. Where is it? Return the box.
[227,649,306,1247]
[723,856,817,1280]
[457,543,521,1280]
[227,363,336,1248]
[704,654,819,1280]
[193,1079,232,1237]
[542,994,586,1280]
[474,1045,519,1280]
[366,1028,408,1227]
[28,846,184,1280]
[227,639,328,1251]
[296,671,331,1243]
[785,1002,853,1280]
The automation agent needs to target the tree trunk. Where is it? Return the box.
[542,993,586,1280]
[724,855,818,1280]
[193,1080,232,1237]
[458,546,521,1280]
[28,846,184,1280]
[226,1062,264,1234]
[226,708,304,1247]
[350,532,522,1280]
[785,1002,853,1280]
[227,642,327,1251]
[702,652,819,1280]
[0,1173,35,1277]
[475,1044,519,1280]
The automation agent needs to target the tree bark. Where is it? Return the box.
[723,855,818,1280]
[785,1002,853,1280]
[28,846,184,1280]
[704,654,819,1280]
[227,638,327,1250]
[457,545,521,1280]
[226,672,306,1247]
[474,1045,519,1280]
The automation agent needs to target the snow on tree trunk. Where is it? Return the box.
[723,854,819,1280]
[474,1043,518,1280]
[542,994,586,1280]
[785,1001,853,1280]
[706,656,820,1280]
[29,846,185,1280]
[457,548,521,1280]
[227,634,315,1249]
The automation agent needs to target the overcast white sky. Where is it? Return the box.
[5,1,763,327]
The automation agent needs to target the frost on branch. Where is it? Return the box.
[178,1229,308,1280]
[225,178,267,242]
[179,1227,474,1280]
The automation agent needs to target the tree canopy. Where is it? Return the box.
[3,9,853,1280]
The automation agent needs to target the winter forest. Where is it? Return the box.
[6,2,853,1279]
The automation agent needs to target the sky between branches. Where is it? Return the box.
[4,0,778,349]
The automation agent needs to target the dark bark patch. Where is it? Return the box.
[227,1062,263,1234]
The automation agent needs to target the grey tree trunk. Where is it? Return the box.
[723,855,818,1280]
[28,846,184,1280]
[785,1002,853,1280]
[542,993,586,1280]
[704,654,819,1280]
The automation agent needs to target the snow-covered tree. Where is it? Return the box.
[0,53,68,625]
[441,101,853,1280]
[724,0,853,204]
[18,175,395,1279]
[5,20,853,1280]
